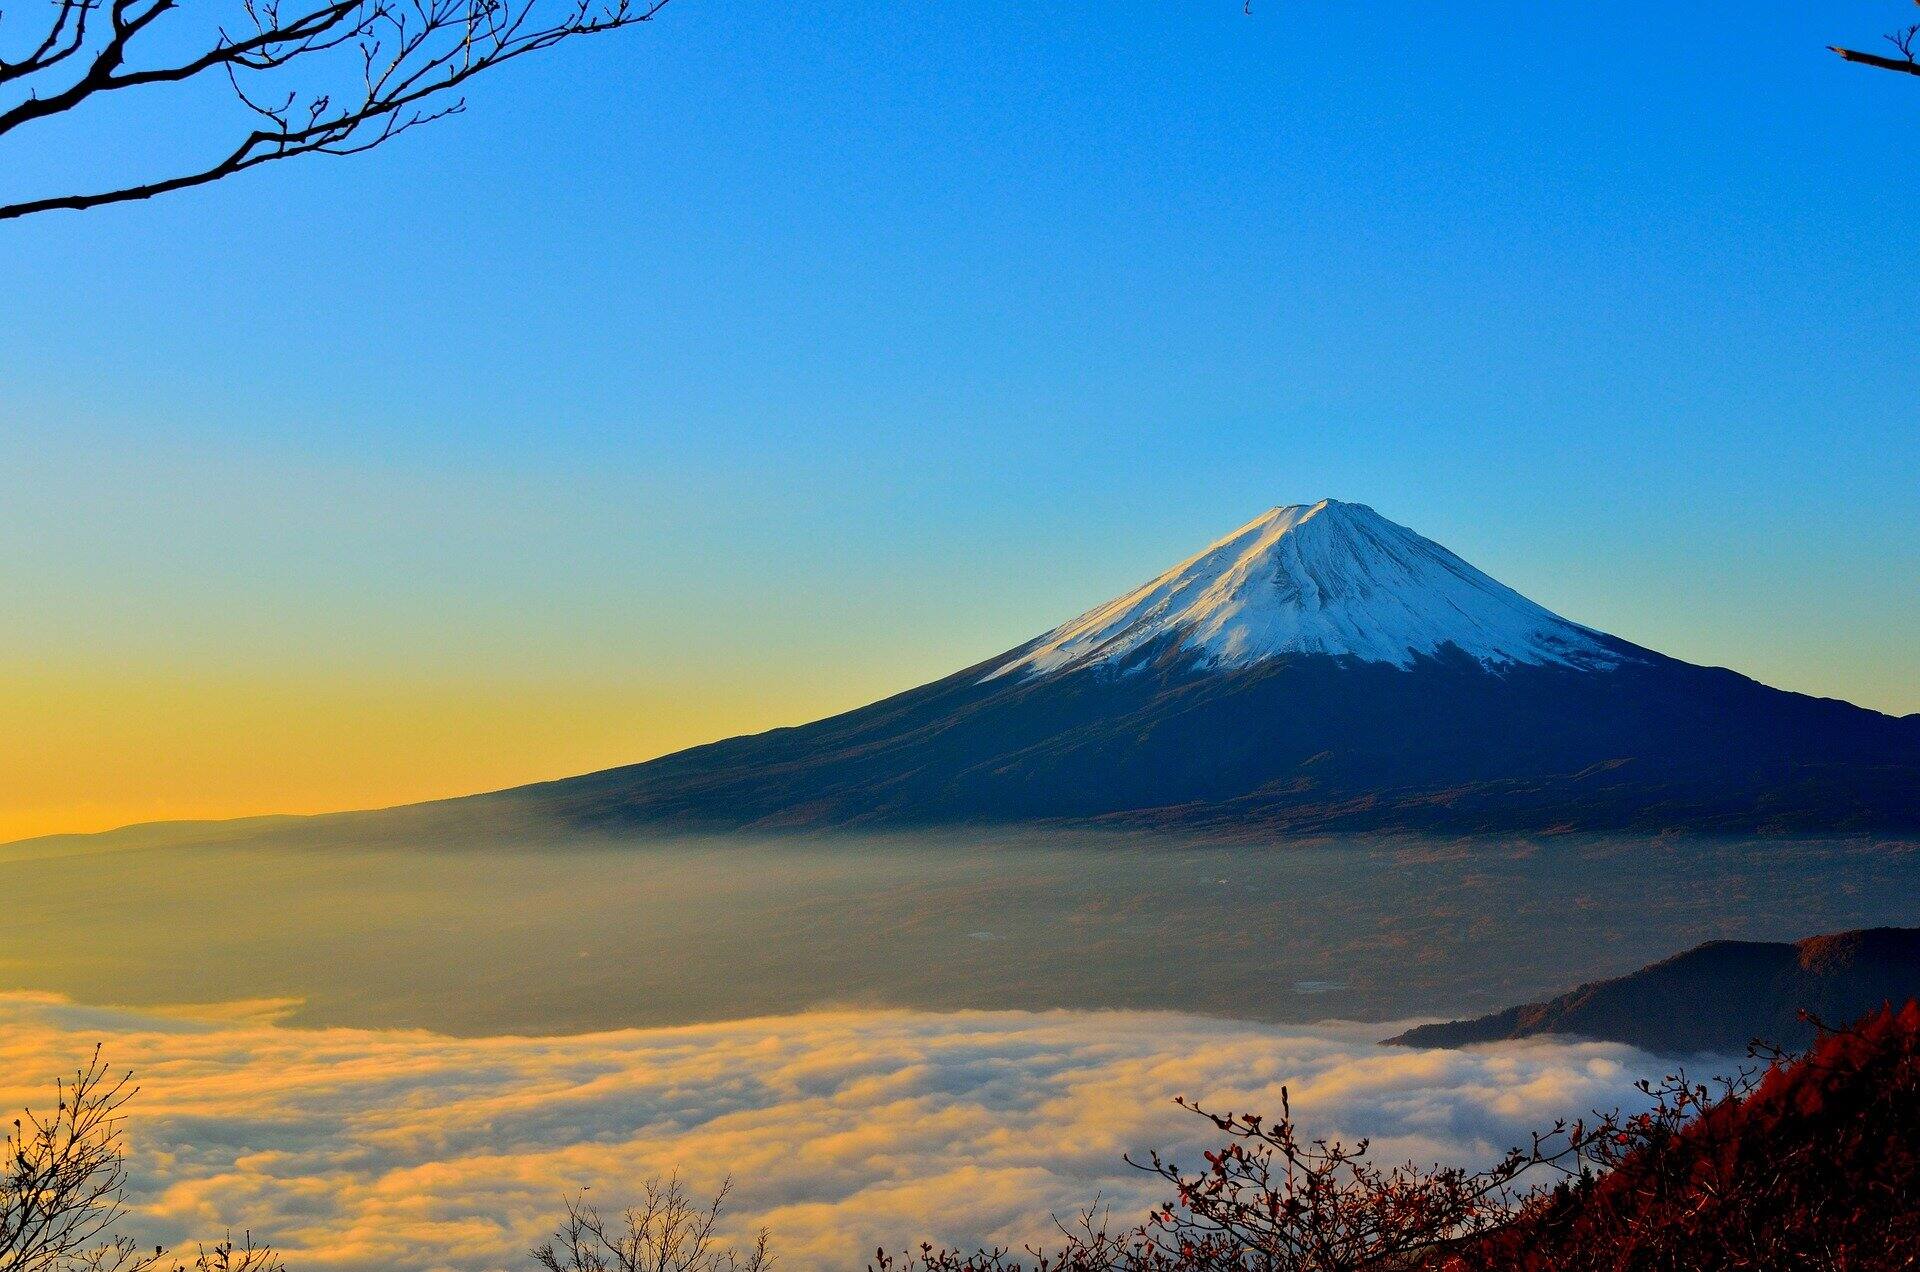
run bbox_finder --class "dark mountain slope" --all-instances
[486,637,1920,836]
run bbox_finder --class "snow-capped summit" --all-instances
[989,499,1621,681]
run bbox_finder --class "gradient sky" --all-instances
[2,1,1916,840]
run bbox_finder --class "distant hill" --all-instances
[1385,927,1920,1054]
[482,500,1920,837]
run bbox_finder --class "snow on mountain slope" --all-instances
[989,500,1626,681]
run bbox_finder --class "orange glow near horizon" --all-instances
[0,667,857,843]
[7,625,1919,843]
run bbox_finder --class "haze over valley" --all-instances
[6,828,1918,1037]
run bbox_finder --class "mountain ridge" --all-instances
[491,638,1916,836]
[14,500,1918,845]
[473,502,1918,836]
[1385,927,1920,1054]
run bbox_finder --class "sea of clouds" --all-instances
[0,993,1680,1271]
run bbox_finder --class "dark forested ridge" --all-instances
[1387,926,1920,1053]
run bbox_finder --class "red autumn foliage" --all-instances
[1444,1000,1920,1271]
[880,1003,1920,1272]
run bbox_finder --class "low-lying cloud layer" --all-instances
[0,994,1674,1271]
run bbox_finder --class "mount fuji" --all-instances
[495,500,1920,837]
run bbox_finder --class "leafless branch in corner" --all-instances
[0,1046,287,1272]
[1831,0,1920,78]
[0,0,669,220]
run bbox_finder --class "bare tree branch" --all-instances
[1832,1,1920,77]
[531,1177,773,1272]
[1831,43,1920,76]
[1,1048,286,1272]
[0,0,669,220]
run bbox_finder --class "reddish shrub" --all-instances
[880,1004,1920,1272]
[1447,1001,1920,1271]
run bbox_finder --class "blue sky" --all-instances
[1,1,1915,833]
